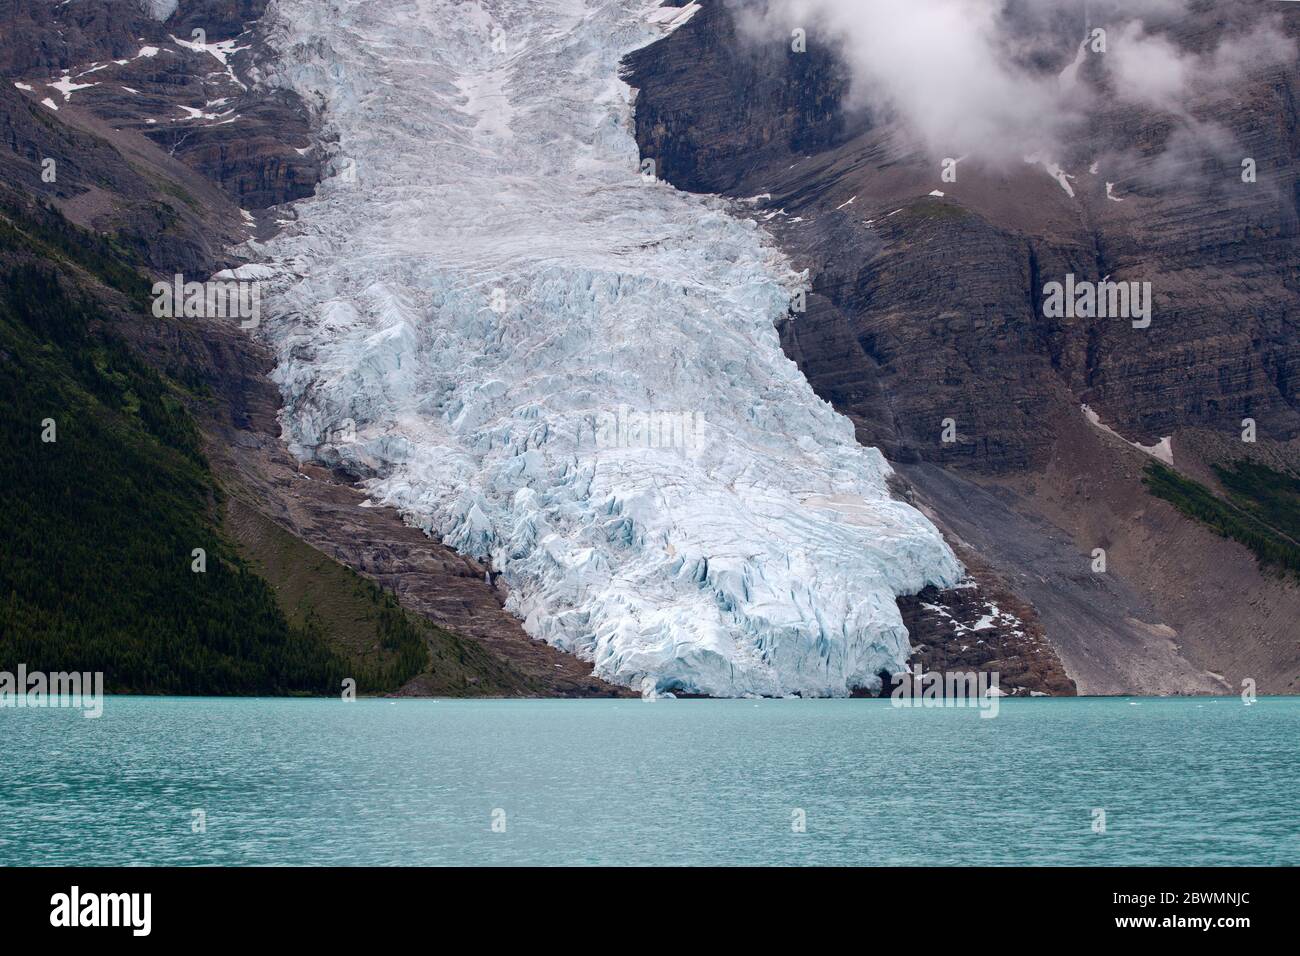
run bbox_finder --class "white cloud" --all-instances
[735,0,1297,171]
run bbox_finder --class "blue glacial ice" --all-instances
[247,0,963,697]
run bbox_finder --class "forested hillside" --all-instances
[0,193,533,695]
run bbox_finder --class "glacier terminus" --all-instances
[245,0,963,697]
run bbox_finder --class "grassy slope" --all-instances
[225,497,536,696]
[1143,461,1300,578]
[1213,460,1300,546]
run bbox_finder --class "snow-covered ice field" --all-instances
[248,0,961,697]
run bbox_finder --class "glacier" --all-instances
[247,0,963,697]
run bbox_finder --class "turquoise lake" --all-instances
[1,697,1296,866]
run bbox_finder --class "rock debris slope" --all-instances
[249,0,961,697]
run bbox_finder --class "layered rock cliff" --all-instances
[2,0,317,214]
[624,0,1300,693]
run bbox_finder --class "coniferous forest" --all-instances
[0,198,435,695]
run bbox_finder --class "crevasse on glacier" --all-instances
[247,0,962,697]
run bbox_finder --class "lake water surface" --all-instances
[2,697,1295,866]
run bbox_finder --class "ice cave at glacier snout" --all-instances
[247,0,963,697]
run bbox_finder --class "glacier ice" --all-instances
[249,0,963,697]
[138,0,179,21]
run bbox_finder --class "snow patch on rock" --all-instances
[1082,404,1173,464]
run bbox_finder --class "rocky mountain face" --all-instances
[1,0,626,696]
[1,0,317,215]
[625,0,1300,694]
[6,0,1292,697]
